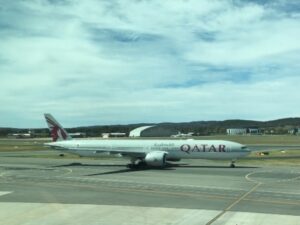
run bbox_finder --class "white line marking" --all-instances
[54,168,73,177]
[0,191,12,197]
[245,170,300,184]
[206,182,262,225]
[0,172,6,177]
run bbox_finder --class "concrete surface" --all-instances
[0,151,300,225]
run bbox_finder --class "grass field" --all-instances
[193,135,300,145]
[0,138,47,152]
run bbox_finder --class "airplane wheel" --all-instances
[230,163,235,168]
[126,164,136,169]
[127,161,147,169]
[127,163,142,169]
[137,161,146,167]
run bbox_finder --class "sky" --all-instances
[0,0,300,128]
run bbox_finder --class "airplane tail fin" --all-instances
[44,113,72,142]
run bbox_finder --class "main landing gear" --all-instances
[230,160,236,168]
[127,159,146,169]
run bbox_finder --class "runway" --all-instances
[0,151,300,225]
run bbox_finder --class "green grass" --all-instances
[0,138,46,150]
[192,135,300,145]
[239,158,300,166]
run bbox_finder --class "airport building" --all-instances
[69,132,86,138]
[247,128,260,134]
[288,128,300,135]
[226,128,247,135]
[129,126,177,137]
[227,128,260,135]
[129,126,154,137]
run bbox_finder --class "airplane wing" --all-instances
[94,149,146,158]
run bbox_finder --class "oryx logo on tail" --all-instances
[44,114,72,142]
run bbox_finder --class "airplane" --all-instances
[9,130,35,138]
[171,132,194,138]
[44,113,254,168]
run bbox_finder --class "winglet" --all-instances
[44,114,72,142]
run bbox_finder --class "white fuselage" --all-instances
[46,139,250,160]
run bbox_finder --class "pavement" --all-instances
[0,151,300,225]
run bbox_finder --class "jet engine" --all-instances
[144,151,167,167]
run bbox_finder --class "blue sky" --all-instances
[0,0,300,128]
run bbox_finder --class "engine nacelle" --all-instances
[144,151,167,167]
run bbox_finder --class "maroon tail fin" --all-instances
[44,114,72,142]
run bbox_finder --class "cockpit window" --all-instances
[241,146,247,150]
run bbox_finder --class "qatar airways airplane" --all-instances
[44,114,256,168]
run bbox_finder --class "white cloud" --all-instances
[0,0,299,127]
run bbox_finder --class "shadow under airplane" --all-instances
[52,162,258,176]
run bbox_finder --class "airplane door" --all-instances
[226,144,231,152]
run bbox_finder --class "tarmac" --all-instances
[0,150,300,225]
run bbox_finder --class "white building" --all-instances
[227,128,260,135]
[129,126,155,137]
[288,128,300,135]
[226,128,247,135]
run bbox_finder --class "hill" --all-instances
[1,117,300,137]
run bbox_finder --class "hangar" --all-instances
[129,126,154,137]
[129,125,177,137]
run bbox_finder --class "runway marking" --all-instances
[243,197,300,206]
[245,170,268,183]
[206,182,262,225]
[53,168,73,177]
[0,191,12,197]
[245,170,300,184]
[259,189,300,196]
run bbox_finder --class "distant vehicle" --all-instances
[171,132,194,138]
[44,114,252,168]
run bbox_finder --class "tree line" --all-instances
[1,117,300,137]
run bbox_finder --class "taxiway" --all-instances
[0,151,299,225]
